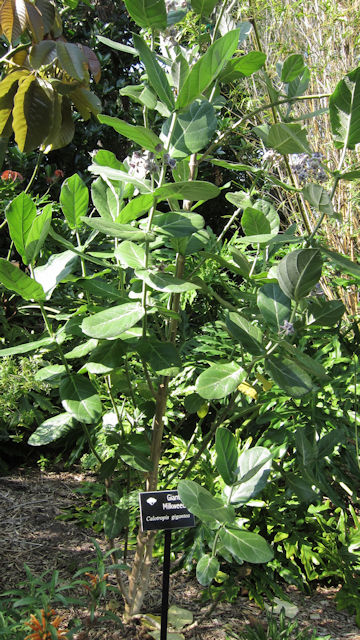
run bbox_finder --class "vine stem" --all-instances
[25,151,43,194]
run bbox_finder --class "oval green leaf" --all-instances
[60,374,102,424]
[82,303,145,339]
[220,527,273,564]
[195,362,245,400]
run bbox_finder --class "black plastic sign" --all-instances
[139,490,195,531]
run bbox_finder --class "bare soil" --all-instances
[0,468,359,640]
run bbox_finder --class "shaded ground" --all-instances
[0,469,359,639]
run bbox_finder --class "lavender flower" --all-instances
[279,320,295,335]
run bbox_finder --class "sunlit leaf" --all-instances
[0,258,45,300]
[28,413,76,446]
[329,67,360,149]
[176,29,240,109]
[220,527,273,564]
[178,479,235,524]
[277,249,322,301]
[196,554,219,586]
[161,99,217,158]
[195,362,245,399]
[216,427,238,486]
[82,303,145,339]
[266,356,316,397]
[124,0,167,30]
[60,173,89,229]
[267,123,310,155]
[257,283,291,332]
[98,115,162,152]
[60,374,102,424]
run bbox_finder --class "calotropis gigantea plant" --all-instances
[1,0,360,622]
[0,0,101,153]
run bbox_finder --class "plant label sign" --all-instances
[139,490,195,531]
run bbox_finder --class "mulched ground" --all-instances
[0,468,359,640]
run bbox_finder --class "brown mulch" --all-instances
[0,468,359,640]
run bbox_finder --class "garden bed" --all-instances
[0,468,358,639]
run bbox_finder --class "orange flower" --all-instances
[24,608,68,640]
[84,572,109,591]
[1,169,23,182]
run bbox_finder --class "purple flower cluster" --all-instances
[290,152,327,184]
[128,150,176,178]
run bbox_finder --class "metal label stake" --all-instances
[160,530,172,640]
[138,489,196,640]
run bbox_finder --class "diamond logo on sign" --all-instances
[139,490,195,531]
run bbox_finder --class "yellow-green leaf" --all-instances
[0,70,28,136]
[13,75,53,152]
[0,0,26,43]
[25,0,43,43]
[71,87,101,120]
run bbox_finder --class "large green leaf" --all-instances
[13,75,53,152]
[281,54,305,83]
[195,362,244,400]
[119,443,153,472]
[267,123,310,155]
[5,192,36,263]
[161,99,217,158]
[0,258,45,300]
[266,356,316,397]
[81,340,127,375]
[257,283,291,332]
[115,240,147,269]
[0,336,53,357]
[225,447,272,504]
[137,338,181,375]
[281,342,328,381]
[135,269,200,293]
[82,217,150,241]
[242,207,271,236]
[91,177,114,220]
[219,527,273,564]
[34,250,78,299]
[329,67,360,149]
[252,199,280,234]
[88,163,151,193]
[124,0,167,30]
[320,246,360,279]
[98,115,162,152]
[82,303,145,339]
[152,211,204,237]
[176,29,240,110]
[60,374,102,424]
[28,413,76,446]
[277,249,322,301]
[60,173,89,229]
[117,194,155,224]
[133,34,174,111]
[178,479,235,524]
[196,554,219,586]
[154,180,220,202]
[225,312,265,356]
[307,298,345,327]
[24,204,52,265]
[215,427,238,486]
[220,51,266,83]
[301,184,334,216]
